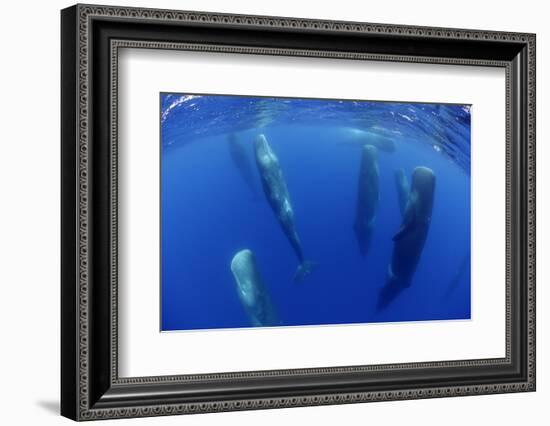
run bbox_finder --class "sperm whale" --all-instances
[354,145,380,256]
[254,134,316,282]
[230,249,279,327]
[378,166,436,309]
[227,133,259,197]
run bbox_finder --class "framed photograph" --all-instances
[61,4,536,421]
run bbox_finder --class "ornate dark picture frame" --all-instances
[61,3,536,421]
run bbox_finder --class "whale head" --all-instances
[361,144,378,162]
[230,249,258,308]
[254,134,277,166]
[411,166,435,218]
[230,249,279,327]
[411,166,435,192]
[359,144,379,182]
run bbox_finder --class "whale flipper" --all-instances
[392,221,415,242]
[293,261,318,283]
[392,198,418,242]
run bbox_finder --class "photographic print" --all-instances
[160,93,471,331]
[61,7,536,418]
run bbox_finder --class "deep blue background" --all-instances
[160,94,471,331]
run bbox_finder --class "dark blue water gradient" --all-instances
[160,94,471,331]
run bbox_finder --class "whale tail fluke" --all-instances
[293,261,318,283]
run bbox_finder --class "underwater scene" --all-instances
[161,93,471,331]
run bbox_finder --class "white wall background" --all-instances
[0,0,546,424]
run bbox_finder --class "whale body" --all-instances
[254,134,315,282]
[230,249,279,327]
[354,145,379,256]
[341,127,396,153]
[378,166,436,309]
[227,133,258,197]
[394,168,410,216]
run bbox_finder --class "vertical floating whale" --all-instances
[378,166,436,310]
[354,145,379,256]
[394,168,410,216]
[227,133,258,196]
[254,134,316,282]
[444,252,470,299]
[230,249,279,327]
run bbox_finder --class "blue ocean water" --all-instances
[160,94,471,331]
